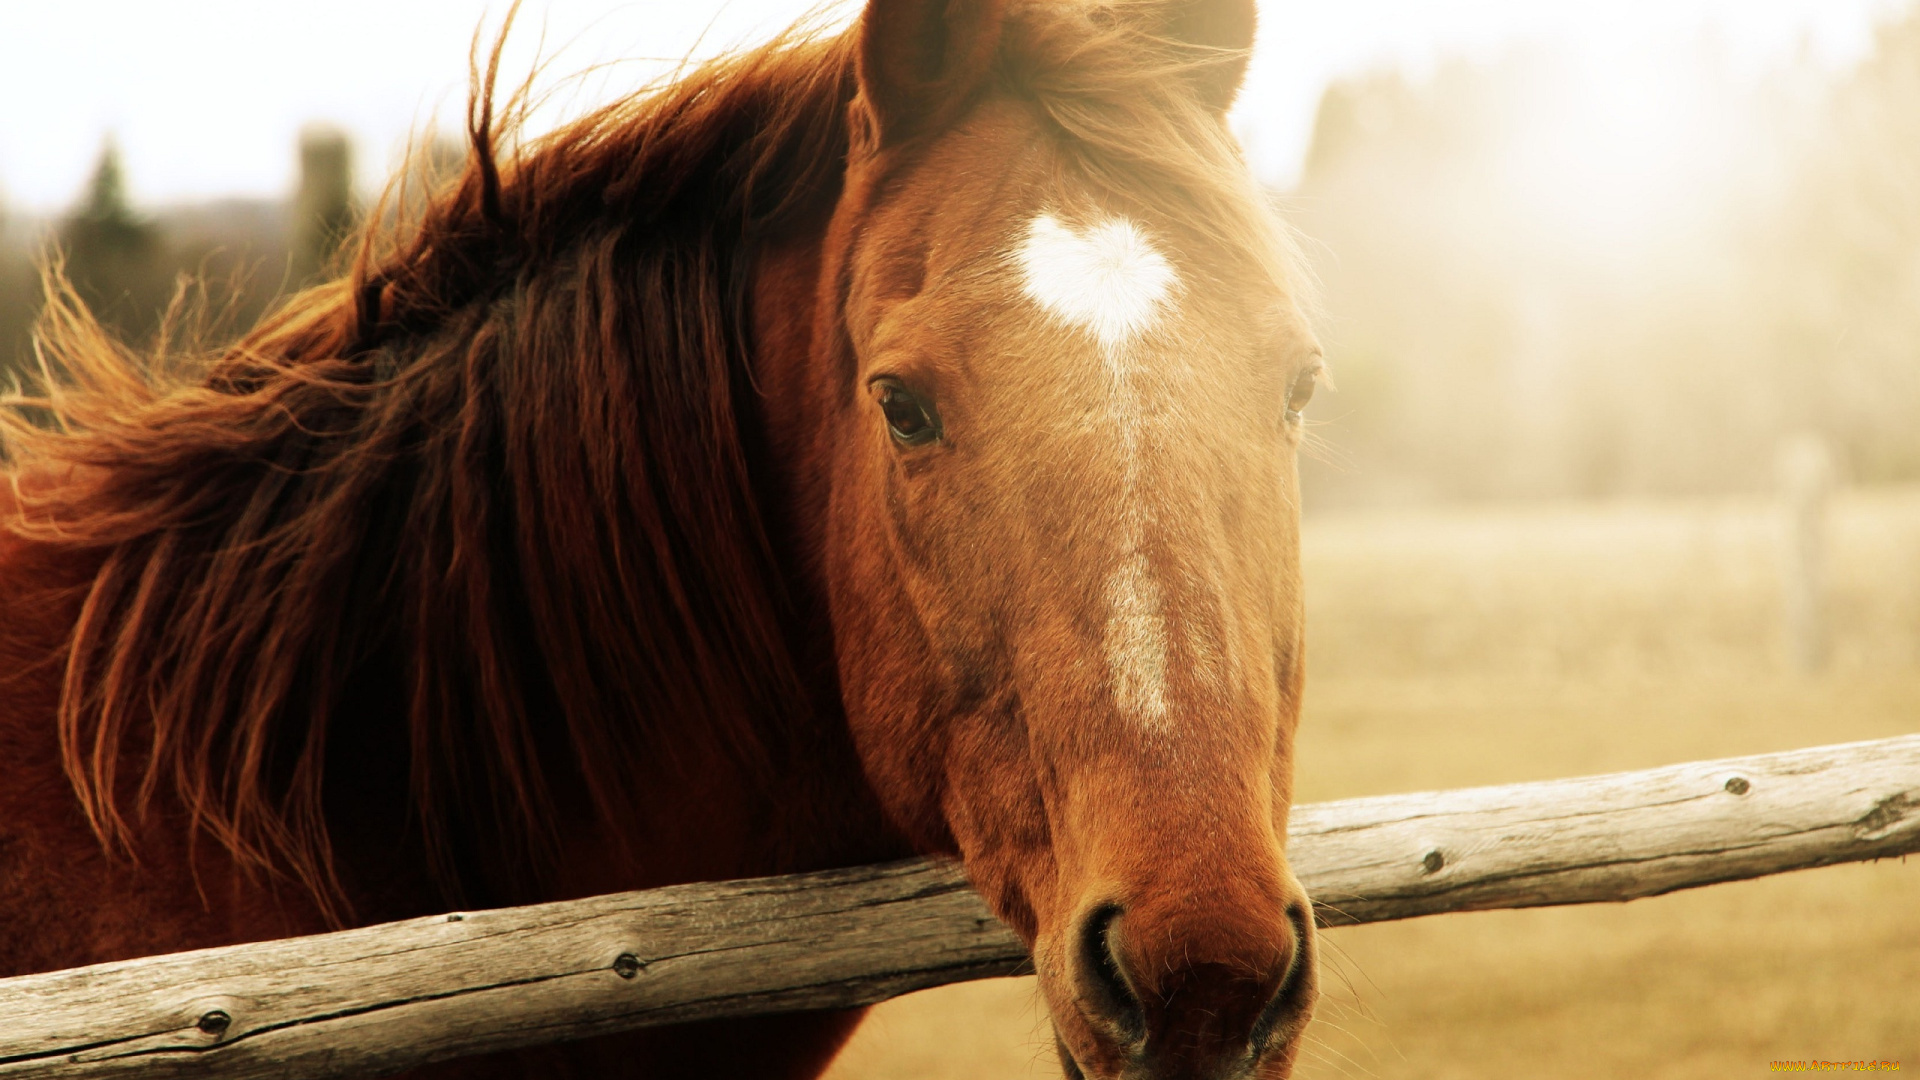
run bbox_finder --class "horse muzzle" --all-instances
[1044,880,1317,1080]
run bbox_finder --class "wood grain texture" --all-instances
[1290,733,1920,926]
[2,735,1915,1079]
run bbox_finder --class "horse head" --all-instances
[759,1,1324,1075]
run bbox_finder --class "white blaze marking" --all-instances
[1104,550,1171,721]
[1018,214,1176,352]
[1018,212,1179,724]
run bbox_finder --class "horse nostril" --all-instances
[1074,903,1146,1043]
[1250,900,1316,1055]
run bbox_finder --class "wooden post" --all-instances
[1776,433,1834,673]
[1,734,1915,1079]
[290,127,354,286]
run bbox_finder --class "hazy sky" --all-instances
[0,0,1907,213]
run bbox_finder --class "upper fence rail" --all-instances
[1,734,1916,1080]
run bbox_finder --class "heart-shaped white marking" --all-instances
[1019,213,1177,351]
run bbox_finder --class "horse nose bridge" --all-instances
[1011,517,1270,736]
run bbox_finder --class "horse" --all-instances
[0,0,1326,1076]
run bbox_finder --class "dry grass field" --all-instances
[824,486,1920,1079]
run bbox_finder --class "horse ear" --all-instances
[1162,0,1256,113]
[857,0,1008,145]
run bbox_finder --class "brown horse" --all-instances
[0,0,1325,1076]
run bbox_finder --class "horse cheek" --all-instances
[825,452,949,846]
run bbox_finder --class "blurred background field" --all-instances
[827,486,1920,1079]
[4,0,1919,1075]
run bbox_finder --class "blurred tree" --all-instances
[0,186,29,390]
[291,126,356,285]
[1287,16,1920,509]
[58,140,169,345]
[1766,8,1920,485]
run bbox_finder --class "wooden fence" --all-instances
[2,734,1916,1080]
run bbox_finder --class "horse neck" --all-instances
[491,227,905,901]
[708,232,910,884]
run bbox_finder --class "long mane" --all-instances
[2,24,857,915]
[0,2,1300,919]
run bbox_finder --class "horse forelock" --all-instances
[995,0,1313,316]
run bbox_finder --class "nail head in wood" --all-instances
[613,953,642,979]
[196,1009,232,1038]
[1725,776,1751,795]
[1420,848,1445,874]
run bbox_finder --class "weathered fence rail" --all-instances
[2,734,1916,1079]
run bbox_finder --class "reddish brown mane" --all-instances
[1,25,859,917]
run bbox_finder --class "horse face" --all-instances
[815,1,1321,1076]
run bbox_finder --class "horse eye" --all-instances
[1285,364,1322,424]
[873,379,941,445]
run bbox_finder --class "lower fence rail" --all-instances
[2,735,1916,1079]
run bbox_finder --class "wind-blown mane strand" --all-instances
[1,25,859,917]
